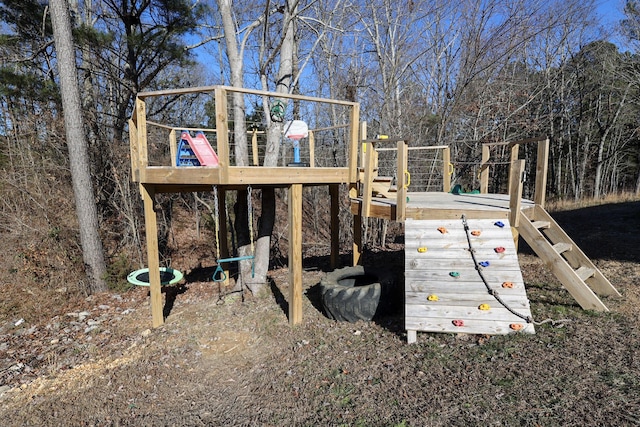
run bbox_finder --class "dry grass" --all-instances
[1,195,640,426]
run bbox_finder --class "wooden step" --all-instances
[575,266,595,281]
[531,220,550,230]
[553,242,572,254]
[374,176,393,183]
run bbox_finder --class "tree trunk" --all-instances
[50,0,107,293]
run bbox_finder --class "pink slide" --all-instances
[180,131,219,166]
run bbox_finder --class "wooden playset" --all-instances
[129,86,619,342]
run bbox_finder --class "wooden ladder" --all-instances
[517,205,620,311]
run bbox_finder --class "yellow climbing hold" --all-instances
[478,303,490,311]
[417,247,427,253]
[427,294,439,301]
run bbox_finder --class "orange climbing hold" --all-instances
[452,319,464,327]
[437,226,448,234]
[502,281,514,288]
[510,323,524,331]
[478,303,490,311]
[471,230,481,236]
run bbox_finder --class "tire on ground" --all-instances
[320,265,391,322]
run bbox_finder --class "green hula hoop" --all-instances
[127,267,184,287]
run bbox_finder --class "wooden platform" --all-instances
[404,217,535,342]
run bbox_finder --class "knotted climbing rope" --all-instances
[461,215,570,328]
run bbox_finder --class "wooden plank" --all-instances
[330,184,340,269]
[396,140,408,222]
[217,187,230,287]
[128,118,140,182]
[534,138,549,207]
[288,184,303,325]
[405,318,534,336]
[348,104,360,185]
[406,258,523,270]
[353,211,362,266]
[405,292,530,307]
[214,87,229,184]
[480,144,489,194]
[442,146,451,193]
[405,281,526,295]
[405,303,531,320]
[575,266,595,281]
[362,141,375,217]
[553,242,572,254]
[508,159,524,228]
[141,184,164,328]
[227,167,350,184]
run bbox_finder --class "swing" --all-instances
[211,185,256,282]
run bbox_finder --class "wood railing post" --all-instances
[169,129,177,166]
[534,138,549,208]
[251,129,259,166]
[396,140,408,222]
[309,130,315,167]
[362,141,375,218]
[442,146,451,193]
[215,86,229,183]
[509,159,525,248]
[507,142,520,194]
[480,144,490,193]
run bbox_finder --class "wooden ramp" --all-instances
[405,217,535,343]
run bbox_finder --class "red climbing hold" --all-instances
[510,323,524,331]
[452,319,464,327]
[494,247,506,253]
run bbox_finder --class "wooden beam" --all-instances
[128,118,140,183]
[288,184,303,325]
[217,187,230,287]
[330,184,340,269]
[480,144,489,193]
[215,87,230,184]
[442,146,451,193]
[507,143,520,195]
[353,210,363,266]
[309,130,315,168]
[169,129,177,167]
[251,129,259,166]
[534,138,549,207]
[348,104,361,185]
[362,141,375,217]
[396,140,408,222]
[135,98,148,169]
[141,184,164,328]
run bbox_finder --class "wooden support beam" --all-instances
[362,141,375,217]
[534,138,549,207]
[217,187,230,287]
[309,130,315,168]
[507,143,520,195]
[141,184,164,328]
[288,184,303,325]
[509,160,525,248]
[348,104,360,185]
[169,129,177,167]
[251,129,259,166]
[215,87,229,184]
[442,146,451,193]
[480,144,490,193]
[353,211,362,266]
[330,184,340,269]
[396,140,408,222]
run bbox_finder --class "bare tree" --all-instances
[49,0,107,293]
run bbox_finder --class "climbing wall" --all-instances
[404,217,535,343]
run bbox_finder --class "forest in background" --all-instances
[1,0,640,297]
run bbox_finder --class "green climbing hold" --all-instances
[449,271,460,278]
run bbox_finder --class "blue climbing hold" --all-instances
[479,261,490,267]
[494,221,505,228]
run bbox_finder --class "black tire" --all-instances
[320,266,389,322]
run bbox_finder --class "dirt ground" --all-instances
[1,200,640,426]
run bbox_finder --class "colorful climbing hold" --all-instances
[417,247,427,253]
[437,226,448,234]
[452,319,465,327]
[502,281,514,288]
[478,303,491,311]
[510,323,524,331]
[427,294,439,301]
[494,221,505,228]
[471,230,481,236]
[494,247,506,254]
[449,271,460,278]
[479,261,490,267]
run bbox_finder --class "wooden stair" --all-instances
[517,205,620,311]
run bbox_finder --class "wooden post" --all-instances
[348,104,360,186]
[215,87,229,183]
[507,143,520,195]
[309,130,315,167]
[396,140,408,222]
[142,184,164,328]
[442,146,451,193]
[128,118,140,182]
[251,129,259,166]
[353,211,362,266]
[288,184,303,325]
[169,129,177,167]
[480,144,490,193]
[362,141,375,217]
[534,138,549,208]
[509,160,525,249]
[330,184,340,269]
